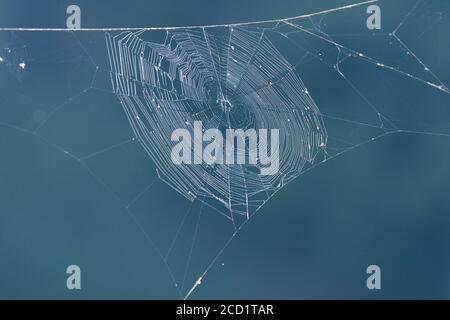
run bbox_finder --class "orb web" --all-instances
[105,27,327,222]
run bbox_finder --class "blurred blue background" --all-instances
[0,0,450,299]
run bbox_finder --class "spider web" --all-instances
[0,0,450,299]
[105,26,327,224]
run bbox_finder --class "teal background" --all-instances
[0,0,450,299]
